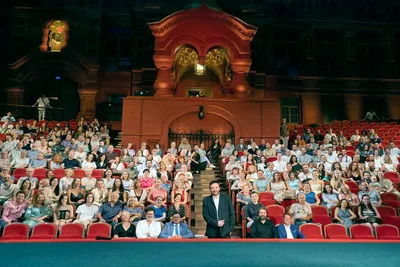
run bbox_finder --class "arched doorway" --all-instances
[173,45,231,97]
[168,112,234,150]
[24,75,80,120]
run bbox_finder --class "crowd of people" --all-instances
[221,120,400,237]
[0,111,399,239]
[0,114,211,239]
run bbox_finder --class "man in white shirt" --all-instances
[138,160,157,178]
[290,145,301,157]
[10,150,30,169]
[388,141,400,157]
[325,147,338,164]
[32,95,51,121]
[298,164,313,182]
[273,153,287,172]
[74,193,99,228]
[320,155,332,175]
[136,208,162,238]
[324,129,336,142]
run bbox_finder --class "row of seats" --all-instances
[2,222,399,240]
[300,223,400,240]
[241,203,400,237]
[0,223,111,240]
[13,168,106,180]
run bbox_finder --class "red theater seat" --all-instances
[92,169,104,179]
[384,172,400,179]
[259,192,275,200]
[345,181,358,194]
[73,169,86,178]
[311,206,329,215]
[30,223,57,239]
[86,223,111,239]
[313,215,332,227]
[13,168,27,181]
[324,224,350,239]
[375,225,400,240]
[260,199,276,207]
[381,193,399,209]
[299,223,324,239]
[58,224,84,239]
[382,216,400,230]
[377,206,398,218]
[349,224,375,239]
[33,169,47,180]
[266,205,285,225]
[1,223,29,240]
[53,169,65,179]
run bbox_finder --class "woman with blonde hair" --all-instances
[74,145,87,163]
[382,155,397,172]
[91,179,108,206]
[59,169,75,193]
[338,185,360,207]
[178,138,191,154]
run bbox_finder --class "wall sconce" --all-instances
[198,106,204,120]
[194,63,206,75]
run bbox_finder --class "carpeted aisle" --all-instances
[0,242,399,267]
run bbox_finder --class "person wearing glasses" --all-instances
[159,212,194,239]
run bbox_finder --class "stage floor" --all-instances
[0,240,399,267]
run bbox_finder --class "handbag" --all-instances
[284,189,297,199]
[366,216,382,224]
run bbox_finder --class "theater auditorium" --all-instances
[0,1,399,266]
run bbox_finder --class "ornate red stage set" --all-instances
[122,4,280,147]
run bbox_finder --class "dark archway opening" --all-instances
[24,75,80,121]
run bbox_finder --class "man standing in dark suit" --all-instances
[276,213,305,239]
[202,181,235,238]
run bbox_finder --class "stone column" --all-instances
[344,93,363,121]
[386,94,400,120]
[77,86,98,120]
[5,87,24,105]
[153,55,175,97]
[302,93,322,124]
[230,60,252,98]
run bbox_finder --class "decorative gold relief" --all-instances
[176,47,199,67]
[205,48,227,67]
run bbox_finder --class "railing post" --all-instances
[199,129,203,145]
